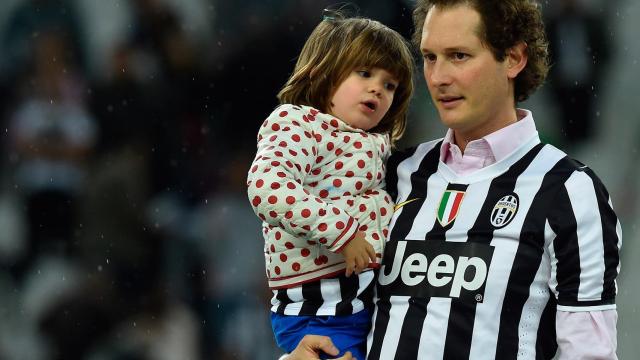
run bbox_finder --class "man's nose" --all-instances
[427,60,452,87]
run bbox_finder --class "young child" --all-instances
[247,12,414,359]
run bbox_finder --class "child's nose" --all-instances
[368,82,383,96]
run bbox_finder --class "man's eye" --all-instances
[423,54,436,62]
[453,52,469,60]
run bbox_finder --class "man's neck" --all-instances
[453,108,519,153]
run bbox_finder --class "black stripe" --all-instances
[356,273,376,312]
[495,155,575,359]
[447,183,468,191]
[299,281,323,315]
[367,298,391,360]
[548,168,581,303]
[335,274,358,315]
[430,184,476,360]
[275,289,293,314]
[394,298,430,360]
[555,298,615,307]
[442,300,477,360]
[377,143,439,359]
[443,143,545,357]
[584,168,620,301]
[386,146,419,202]
[390,141,442,241]
[535,297,558,360]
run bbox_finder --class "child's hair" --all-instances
[278,12,415,144]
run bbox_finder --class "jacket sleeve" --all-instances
[247,105,359,252]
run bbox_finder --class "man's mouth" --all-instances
[438,96,464,103]
[437,96,464,108]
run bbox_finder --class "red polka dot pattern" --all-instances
[247,104,394,285]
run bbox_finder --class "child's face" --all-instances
[329,67,398,131]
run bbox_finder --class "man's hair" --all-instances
[412,0,549,102]
[278,15,415,143]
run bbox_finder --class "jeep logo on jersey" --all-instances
[490,193,519,228]
[377,240,494,302]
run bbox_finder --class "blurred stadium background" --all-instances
[0,0,637,359]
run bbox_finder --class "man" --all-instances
[289,0,621,359]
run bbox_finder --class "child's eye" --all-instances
[385,82,397,91]
[356,70,371,78]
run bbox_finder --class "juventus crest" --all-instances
[490,193,519,228]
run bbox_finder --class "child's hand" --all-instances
[341,231,376,277]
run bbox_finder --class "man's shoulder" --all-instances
[535,142,612,194]
[539,142,591,173]
[389,138,444,164]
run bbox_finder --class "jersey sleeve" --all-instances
[247,105,359,252]
[546,166,621,312]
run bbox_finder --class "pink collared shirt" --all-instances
[441,109,538,175]
[441,108,618,359]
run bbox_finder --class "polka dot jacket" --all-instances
[247,104,394,289]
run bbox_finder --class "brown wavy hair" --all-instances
[278,15,415,144]
[412,0,549,102]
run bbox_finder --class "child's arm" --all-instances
[247,105,360,254]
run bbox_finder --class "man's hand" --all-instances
[340,231,376,277]
[285,335,354,360]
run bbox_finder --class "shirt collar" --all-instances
[440,108,537,163]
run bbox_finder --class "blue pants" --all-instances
[271,309,372,360]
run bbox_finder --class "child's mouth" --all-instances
[362,101,377,111]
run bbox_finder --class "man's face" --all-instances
[420,5,518,142]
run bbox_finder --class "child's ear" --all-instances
[506,42,528,79]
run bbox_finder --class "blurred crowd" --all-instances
[0,1,413,359]
[0,0,635,359]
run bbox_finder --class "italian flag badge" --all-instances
[437,190,465,227]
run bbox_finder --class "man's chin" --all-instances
[437,111,465,128]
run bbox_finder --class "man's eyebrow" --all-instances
[421,46,473,54]
[420,46,435,54]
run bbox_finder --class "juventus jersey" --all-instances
[367,135,621,360]
[270,270,375,316]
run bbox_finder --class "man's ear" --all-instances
[506,42,528,79]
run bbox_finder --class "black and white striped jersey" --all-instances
[270,270,375,316]
[366,135,621,360]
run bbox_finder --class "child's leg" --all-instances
[270,312,310,354]
[307,309,371,359]
[271,309,372,359]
